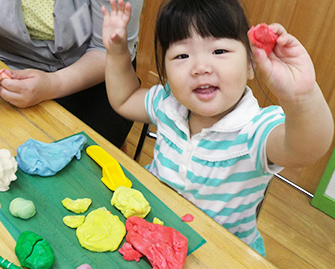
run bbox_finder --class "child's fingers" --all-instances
[110,0,119,13]
[117,0,126,13]
[252,45,272,74]
[276,33,298,50]
[119,1,132,20]
[268,23,287,37]
[268,24,297,49]
[107,0,131,20]
[124,2,132,18]
[101,5,109,18]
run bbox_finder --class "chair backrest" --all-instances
[134,124,157,160]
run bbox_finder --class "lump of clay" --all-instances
[16,134,87,176]
[111,186,151,218]
[9,197,36,220]
[248,23,278,55]
[0,149,17,192]
[63,215,85,228]
[15,231,55,269]
[76,207,126,252]
[181,214,194,222]
[62,198,92,213]
[119,242,143,262]
[76,264,92,269]
[123,216,188,269]
[153,217,164,225]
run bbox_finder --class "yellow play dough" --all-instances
[63,215,85,228]
[111,186,151,218]
[61,198,91,213]
[153,217,164,225]
[76,207,126,252]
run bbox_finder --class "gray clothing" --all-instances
[0,0,143,71]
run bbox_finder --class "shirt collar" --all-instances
[164,85,260,133]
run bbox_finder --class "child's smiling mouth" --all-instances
[193,85,218,100]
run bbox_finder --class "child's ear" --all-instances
[247,62,255,80]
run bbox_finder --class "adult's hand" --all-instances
[0,69,59,108]
[0,50,105,108]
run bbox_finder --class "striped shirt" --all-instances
[145,84,285,256]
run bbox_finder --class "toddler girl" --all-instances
[102,0,333,256]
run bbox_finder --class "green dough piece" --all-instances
[14,231,55,269]
[9,197,36,220]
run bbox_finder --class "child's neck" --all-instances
[188,113,220,137]
[188,100,240,136]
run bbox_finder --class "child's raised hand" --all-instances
[102,0,131,54]
[250,23,317,102]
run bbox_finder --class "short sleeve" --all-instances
[145,84,167,127]
[246,105,285,174]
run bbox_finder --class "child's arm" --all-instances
[251,23,334,167]
[102,0,150,123]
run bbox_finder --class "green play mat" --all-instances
[0,132,206,268]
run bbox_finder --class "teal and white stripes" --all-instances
[145,84,285,256]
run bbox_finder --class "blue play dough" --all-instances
[16,135,87,176]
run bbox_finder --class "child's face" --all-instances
[165,33,254,123]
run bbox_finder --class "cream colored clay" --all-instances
[0,149,18,192]
[9,197,36,220]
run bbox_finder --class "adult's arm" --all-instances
[0,49,105,108]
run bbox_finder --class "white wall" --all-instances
[325,171,335,199]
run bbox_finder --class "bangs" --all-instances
[156,0,248,48]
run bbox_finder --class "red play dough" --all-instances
[124,216,188,269]
[118,242,143,262]
[248,23,278,55]
[181,214,194,222]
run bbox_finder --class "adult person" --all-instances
[0,0,143,148]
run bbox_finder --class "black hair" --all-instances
[154,0,253,85]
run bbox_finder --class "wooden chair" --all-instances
[134,123,157,160]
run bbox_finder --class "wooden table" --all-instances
[0,64,276,268]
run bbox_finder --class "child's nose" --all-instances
[191,59,212,76]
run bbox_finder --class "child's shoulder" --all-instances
[147,83,173,103]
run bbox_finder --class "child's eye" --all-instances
[213,49,227,55]
[175,54,189,59]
